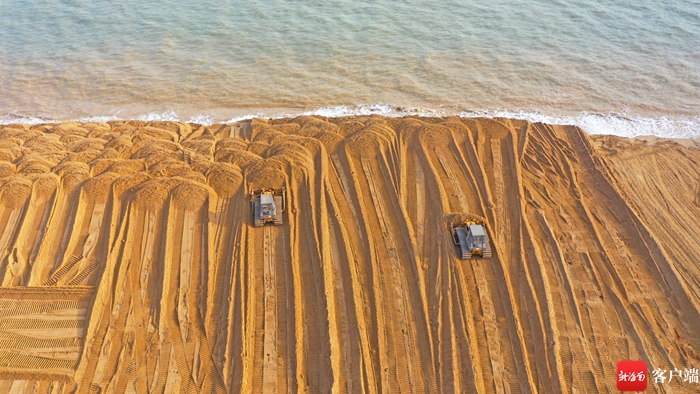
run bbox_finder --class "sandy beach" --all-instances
[0,116,698,393]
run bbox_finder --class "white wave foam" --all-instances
[293,105,700,138]
[77,115,121,123]
[289,105,700,138]
[460,110,700,139]
[298,104,448,118]
[303,104,399,117]
[573,114,700,139]
[2,106,699,139]
[187,114,215,126]
[0,114,57,125]
[136,110,181,122]
[134,111,217,126]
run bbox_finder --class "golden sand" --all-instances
[0,117,698,392]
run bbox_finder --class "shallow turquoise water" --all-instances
[1,0,699,136]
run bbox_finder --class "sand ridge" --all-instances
[0,117,698,392]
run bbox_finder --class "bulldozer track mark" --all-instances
[361,158,430,393]
[0,287,94,299]
[434,149,469,212]
[326,193,355,394]
[0,304,89,320]
[276,225,291,394]
[220,195,247,391]
[409,153,428,259]
[327,154,381,393]
[43,256,83,286]
[390,165,437,390]
[261,224,281,393]
[478,135,535,393]
[0,351,78,370]
[449,258,484,393]
[0,208,25,270]
[248,225,265,394]
[66,261,100,286]
[296,192,327,394]
[0,319,84,331]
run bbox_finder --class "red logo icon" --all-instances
[617,360,648,391]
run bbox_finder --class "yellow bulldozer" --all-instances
[450,220,492,259]
[250,188,286,227]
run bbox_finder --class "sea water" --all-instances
[1,0,699,137]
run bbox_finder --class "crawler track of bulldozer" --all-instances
[454,227,471,259]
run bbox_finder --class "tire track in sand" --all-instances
[359,157,436,393]
[261,225,281,393]
[428,143,486,393]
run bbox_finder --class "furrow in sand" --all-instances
[449,264,481,393]
[81,202,138,392]
[498,124,567,393]
[338,144,390,393]
[393,161,438,391]
[565,130,693,367]
[216,192,246,391]
[359,159,408,393]
[73,201,131,393]
[410,153,427,258]
[122,205,150,394]
[61,201,106,286]
[415,138,471,392]
[470,259,506,394]
[516,127,616,391]
[22,180,55,283]
[295,182,330,393]
[328,153,379,393]
[244,208,264,394]
[410,156,447,391]
[434,149,470,212]
[274,224,291,394]
[0,207,25,283]
[261,225,278,393]
[2,180,50,286]
[206,193,229,371]
[469,133,516,393]
[362,157,437,393]
[160,198,198,393]
[43,187,83,287]
[326,191,352,394]
[41,186,99,287]
[184,198,227,392]
[417,124,498,393]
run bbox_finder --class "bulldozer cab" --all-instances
[260,193,276,218]
[467,224,486,254]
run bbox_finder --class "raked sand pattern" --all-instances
[0,116,698,393]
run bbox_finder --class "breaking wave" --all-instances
[2,105,699,139]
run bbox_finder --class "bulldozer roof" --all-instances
[468,224,485,236]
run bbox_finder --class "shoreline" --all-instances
[3,113,700,145]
